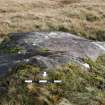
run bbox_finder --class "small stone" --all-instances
[42,72,47,77]
[32,43,36,46]
[82,63,90,69]
[24,59,30,62]
[57,98,73,105]
[18,51,21,54]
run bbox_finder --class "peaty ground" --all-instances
[0,0,105,40]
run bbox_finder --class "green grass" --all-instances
[0,55,105,105]
[85,13,100,22]
[1,47,21,54]
[0,43,22,54]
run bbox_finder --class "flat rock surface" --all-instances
[0,32,105,77]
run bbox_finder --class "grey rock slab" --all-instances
[0,32,105,76]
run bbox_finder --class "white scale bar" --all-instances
[54,80,62,83]
[24,80,62,83]
[39,80,47,83]
[25,80,32,83]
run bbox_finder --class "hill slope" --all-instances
[0,0,105,40]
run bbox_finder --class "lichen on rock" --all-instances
[0,32,105,77]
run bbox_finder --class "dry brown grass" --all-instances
[0,0,105,40]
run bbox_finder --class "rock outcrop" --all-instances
[0,32,105,77]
